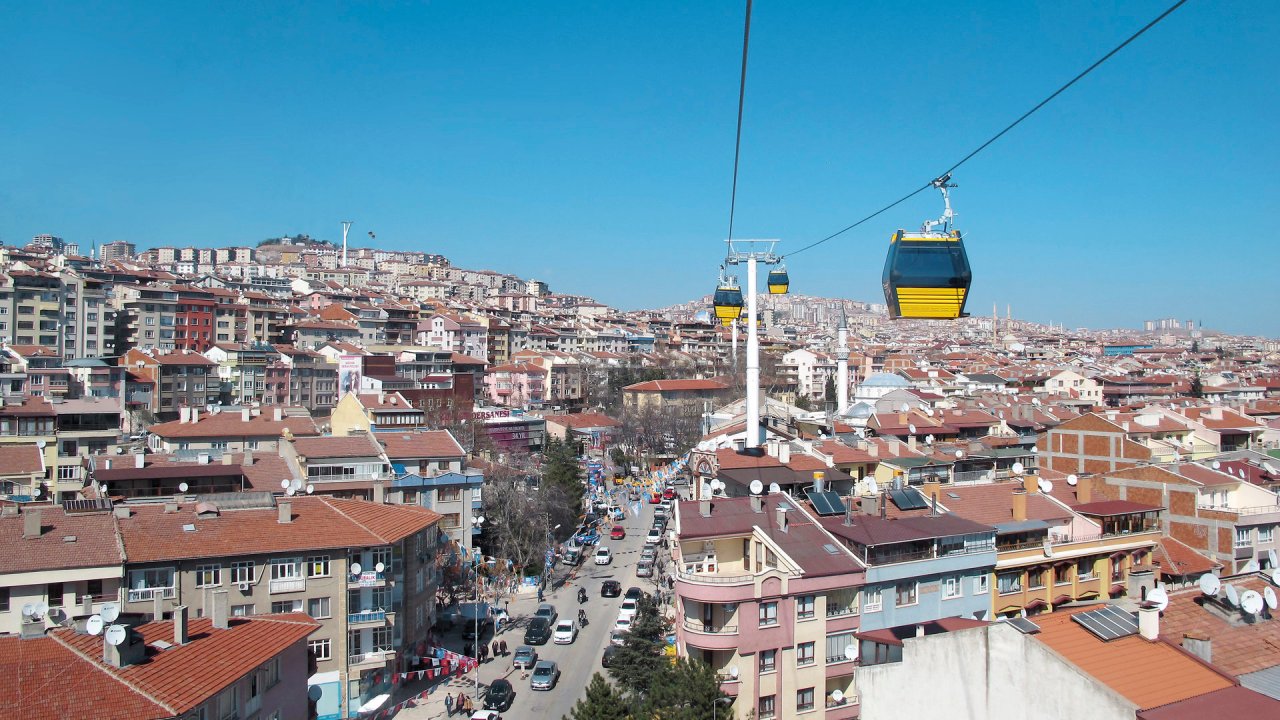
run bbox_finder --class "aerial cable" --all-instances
[725,0,754,260]
[784,0,1188,260]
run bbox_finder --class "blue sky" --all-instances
[2,2,1277,336]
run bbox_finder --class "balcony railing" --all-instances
[127,586,176,602]
[676,569,753,584]
[682,618,738,634]
[348,649,396,667]
[1235,504,1280,517]
[349,610,388,625]
[269,577,306,594]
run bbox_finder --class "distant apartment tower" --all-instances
[100,240,136,263]
[26,234,65,253]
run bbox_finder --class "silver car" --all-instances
[531,660,560,690]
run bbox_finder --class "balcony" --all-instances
[348,610,392,628]
[127,586,176,602]
[349,572,387,589]
[682,617,739,635]
[269,577,306,594]
[348,649,396,670]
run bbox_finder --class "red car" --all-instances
[610,525,626,540]
[662,487,676,500]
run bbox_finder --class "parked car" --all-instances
[524,618,551,645]
[610,525,626,540]
[663,486,676,500]
[531,660,560,690]
[640,547,657,563]
[618,599,639,620]
[636,561,654,578]
[562,546,583,566]
[645,528,662,545]
[553,619,578,645]
[535,603,557,624]
[624,586,644,602]
[601,644,619,668]
[601,580,622,597]
[470,711,502,720]
[512,645,538,669]
[609,629,627,646]
[613,615,633,633]
[484,678,514,711]
[594,547,613,565]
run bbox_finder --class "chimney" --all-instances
[210,590,230,630]
[241,451,254,466]
[699,499,711,518]
[104,458,111,469]
[898,412,907,425]
[22,508,42,539]
[179,406,191,423]
[273,407,283,422]
[153,591,165,621]
[191,407,199,423]
[81,594,93,616]
[868,443,879,458]
[1012,488,1028,522]
[222,453,234,465]
[861,494,880,515]
[916,624,926,638]
[241,407,251,422]
[907,435,917,452]
[880,491,888,519]
[1023,473,1038,494]
[373,483,385,504]
[113,506,131,519]
[776,506,788,533]
[1077,476,1092,504]
[278,500,292,524]
[1138,603,1160,641]
[779,443,791,464]
[173,605,189,645]
[1181,633,1212,663]
[888,441,899,457]
[750,495,764,513]
[844,495,855,526]
[164,500,179,513]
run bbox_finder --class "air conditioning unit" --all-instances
[237,582,250,592]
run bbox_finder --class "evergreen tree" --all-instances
[608,594,670,695]
[566,673,630,720]
[1190,374,1205,398]
[794,395,812,411]
[825,374,837,402]
[641,658,729,720]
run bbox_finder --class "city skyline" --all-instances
[2,2,1277,335]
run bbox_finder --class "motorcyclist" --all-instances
[578,608,588,626]
[577,587,588,604]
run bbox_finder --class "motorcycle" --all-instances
[577,587,588,604]
[578,610,589,627]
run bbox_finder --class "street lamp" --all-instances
[471,515,485,704]
[712,696,732,720]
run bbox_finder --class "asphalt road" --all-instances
[497,497,659,720]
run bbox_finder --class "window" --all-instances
[826,588,859,617]
[231,561,254,585]
[308,596,331,619]
[308,556,331,577]
[797,641,815,666]
[440,513,461,530]
[1111,558,1125,582]
[863,588,882,612]
[758,648,777,672]
[1261,526,1275,544]
[196,564,222,588]
[271,600,303,613]
[1236,528,1251,548]
[797,687,815,712]
[997,572,1022,594]
[86,579,103,600]
[1076,558,1096,580]
[1028,568,1047,589]
[758,694,776,720]
[232,604,255,617]
[438,487,461,502]
[826,631,855,663]
[895,582,918,607]
[0,587,8,612]
[943,576,962,599]
[308,638,332,661]
[797,595,815,619]
[372,626,393,651]
[270,558,302,580]
[47,582,64,607]
[262,657,280,688]
[759,601,778,627]
[217,686,237,720]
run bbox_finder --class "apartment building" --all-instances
[98,239,135,263]
[122,348,218,421]
[0,502,125,635]
[58,270,115,358]
[674,493,866,720]
[482,362,547,409]
[146,405,320,455]
[275,343,340,411]
[0,396,56,496]
[115,494,443,719]
[204,341,286,406]
[112,284,179,352]
[284,433,392,500]
[379,430,483,552]
[0,270,64,350]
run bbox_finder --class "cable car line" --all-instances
[725,0,754,258]
[783,0,1188,261]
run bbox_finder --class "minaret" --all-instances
[836,312,850,415]
[341,220,352,267]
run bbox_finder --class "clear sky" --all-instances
[2,2,1277,336]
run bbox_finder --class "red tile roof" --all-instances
[1138,686,1280,720]
[1157,576,1280,676]
[118,496,441,563]
[0,506,124,573]
[935,482,1074,526]
[715,447,783,470]
[293,433,385,459]
[0,444,43,474]
[51,614,318,715]
[1073,499,1163,516]
[149,412,319,439]
[1153,536,1222,578]
[0,635,169,720]
[623,378,729,392]
[378,431,465,460]
[541,412,622,429]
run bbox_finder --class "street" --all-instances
[397,489,663,720]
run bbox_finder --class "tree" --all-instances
[825,374,837,403]
[565,673,631,720]
[641,658,729,720]
[608,594,670,696]
[794,394,812,411]
[1190,374,1205,399]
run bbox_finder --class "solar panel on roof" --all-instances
[62,498,113,514]
[1006,617,1040,634]
[809,491,846,516]
[823,543,841,554]
[947,492,961,499]
[1070,605,1138,641]
[889,488,929,511]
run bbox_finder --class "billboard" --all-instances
[338,355,363,397]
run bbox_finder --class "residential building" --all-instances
[623,378,732,413]
[121,348,218,421]
[330,392,427,436]
[380,430,484,552]
[146,405,320,455]
[98,240,136,263]
[1037,413,1155,475]
[482,362,546,409]
[112,284,179,352]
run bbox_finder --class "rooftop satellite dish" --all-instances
[47,608,66,625]
[306,484,315,494]
[1212,461,1221,470]
[34,602,48,617]
[350,562,362,575]
[768,482,781,494]
[86,615,104,636]
[908,424,917,435]
[36,440,46,449]
[831,690,845,703]
[21,603,35,618]
[1012,462,1025,476]
[100,603,120,622]
[1243,559,1261,573]
[105,624,127,647]
[280,479,290,489]
[1067,474,1078,486]
[729,665,739,679]
[925,407,935,417]
[1225,583,1240,607]
[925,434,935,445]
[900,403,910,413]
[1264,462,1279,475]
[1265,587,1279,611]
[178,482,189,493]
[1273,568,1280,586]
[291,477,303,491]
[286,487,295,496]
[1198,574,1220,597]
[749,480,764,495]
[1147,586,1169,612]
[1269,549,1278,568]
[1241,590,1265,615]
[844,644,856,661]
[1039,479,1054,493]
[375,562,386,573]
[1032,397,1042,407]
[955,450,964,459]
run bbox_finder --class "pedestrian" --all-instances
[445,693,454,716]
[500,639,508,656]
[463,695,473,714]
[492,640,500,659]
[479,643,487,663]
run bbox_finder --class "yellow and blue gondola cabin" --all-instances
[766,268,789,295]
[712,284,744,326]
[882,229,971,320]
